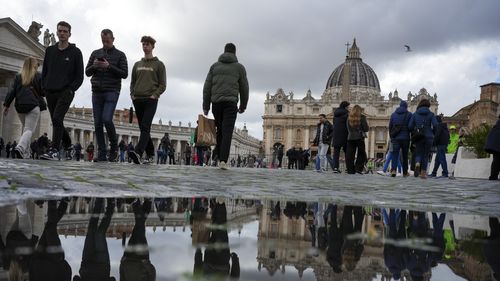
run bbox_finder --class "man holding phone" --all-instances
[85,29,128,162]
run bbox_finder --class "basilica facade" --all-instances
[262,39,439,159]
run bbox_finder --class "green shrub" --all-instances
[463,124,491,158]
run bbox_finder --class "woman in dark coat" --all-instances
[485,115,500,180]
[345,105,369,174]
[332,101,350,173]
[408,99,438,179]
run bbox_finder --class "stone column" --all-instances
[369,128,375,159]
[303,127,309,149]
[286,127,292,148]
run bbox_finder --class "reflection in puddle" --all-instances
[0,197,497,280]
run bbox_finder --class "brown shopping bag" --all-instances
[197,114,217,146]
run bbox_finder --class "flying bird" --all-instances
[404,45,412,52]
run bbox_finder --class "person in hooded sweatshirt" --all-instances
[429,115,450,178]
[128,36,166,164]
[203,43,249,170]
[332,101,350,173]
[389,101,413,177]
[484,115,500,180]
[408,99,438,179]
[40,21,84,160]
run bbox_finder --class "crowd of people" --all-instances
[2,20,499,178]
[2,20,248,169]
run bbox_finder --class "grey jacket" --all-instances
[203,52,249,111]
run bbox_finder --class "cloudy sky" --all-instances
[2,0,500,138]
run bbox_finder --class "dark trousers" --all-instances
[46,89,74,149]
[92,91,119,157]
[196,147,204,166]
[346,139,367,174]
[133,99,157,157]
[415,138,433,171]
[333,143,347,170]
[82,199,113,267]
[124,200,151,260]
[490,152,500,180]
[392,139,410,174]
[432,145,449,176]
[212,101,238,162]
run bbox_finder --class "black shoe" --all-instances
[129,151,140,164]
[14,147,24,159]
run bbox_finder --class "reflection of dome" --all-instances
[325,39,380,91]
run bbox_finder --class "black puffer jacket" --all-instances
[433,122,450,146]
[85,46,128,92]
[314,120,334,145]
[3,73,43,113]
[332,107,349,146]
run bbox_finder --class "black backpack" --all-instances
[390,112,409,139]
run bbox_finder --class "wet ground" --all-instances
[0,159,499,280]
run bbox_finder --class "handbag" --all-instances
[196,114,217,146]
[30,77,47,111]
[390,112,409,139]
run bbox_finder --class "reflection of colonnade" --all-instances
[55,197,257,238]
[257,200,391,280]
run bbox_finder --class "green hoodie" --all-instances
[203,52,249,111]
[130,57,166,99]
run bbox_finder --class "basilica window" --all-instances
[313,108,319,113]
[276,104,283,113]
[295,129,302,140]
[297,107,302,114]
[309,126,316,141]
[376,128,386,143]
[378,108,386,115]
[274,127,282,140]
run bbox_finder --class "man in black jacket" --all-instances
[41,21,84,160]
[429,115,450,177]
[332,101,350,173]
[85,29,128,162]
[313,114,333,172]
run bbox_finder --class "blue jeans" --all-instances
[432,145,449,176]
[415,138,433,171]
[383,151,402,173]
[391,140,409,174]
[92,91,119,157]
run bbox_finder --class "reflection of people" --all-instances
[341,206,364,271]
[73,198,115,281]
[407,211,431,281]
[120,199,156,281]
[30,200,71,281]
[484,217,500,280]
[383,209,408,280]
[325,204,342,273]
[0,201,37,281]
[193,200,240,279]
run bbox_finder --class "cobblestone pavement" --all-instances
[0,159,499,216]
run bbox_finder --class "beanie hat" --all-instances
[399,100,408,108]
[224,43,236,54]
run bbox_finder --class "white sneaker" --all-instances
[40,149,60,161]
[219,161,228,170]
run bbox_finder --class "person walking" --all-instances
[86,142,95,162]
[118,139,126,162]
[429,115,450,178]
[40,21,84,160]
[3,57,46,159]
[332,101,350,173]
[408,99,438,179]
[313,114,333,172]
[128,36,166,164]
[345,105,369,174]
[485,114,500,180]
[202,43,249,170]
[73,142,82,161]
[5,141,11,158]
[0,137,4,157]
[388,100,412,177]
[85,29,128,162]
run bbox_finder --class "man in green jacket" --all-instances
[447,125,459,154]
[203,43,249,170]
[129,36,166,164]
